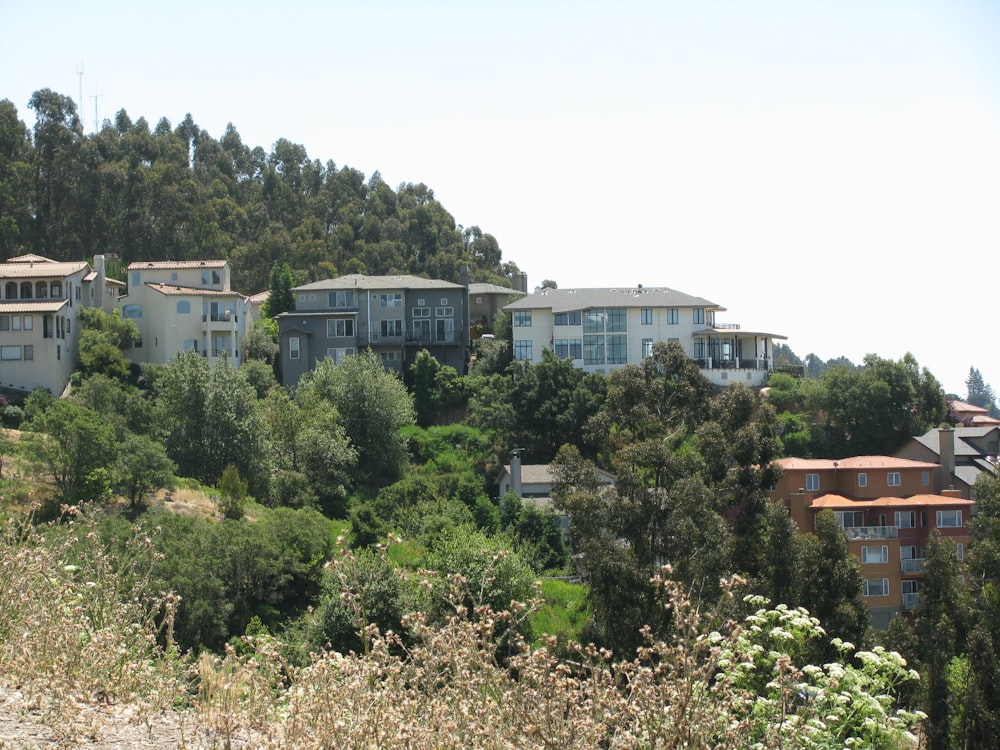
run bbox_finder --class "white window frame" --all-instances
[863,578,889,597]
[858,473,867,488]
[641,308,653,325]
[861,545,889,564]
[895,511,916,529]
[289,336,300,360]
[805,473,820,492]
[887,472,901,487]
[936,510,962,528]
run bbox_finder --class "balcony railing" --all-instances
[902,592,919,610]
[844,526,899,541]
[203,313,237,323]
[901,558,926,575]
[692,358,770,371]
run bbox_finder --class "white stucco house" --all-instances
[503,285,786,387]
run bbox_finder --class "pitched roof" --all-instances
[910,427,1000,457]
[776,456,940,471]
[144,282,243,298]
[0,260,90,278]
[469,283,525,296]
[127,260,228,270]
[294,274,463,292]
[6,254,56,263]
[0,300,68,313]
[503,286,720,313]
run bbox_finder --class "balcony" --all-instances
[844,526,899,541]
[902,592,919,610]
[901,558,926,575]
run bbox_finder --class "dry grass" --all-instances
[0,513,924,750]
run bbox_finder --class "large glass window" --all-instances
[641,308,653,325]
[513,311,532,327]
[583,310,605,333]
[436,318,455,342]
[329,290,356,308]
[583,335,605,365]
[380,293,402,308]
[412,307,430,318]
[1,346,21,360]
[513,340,532,360]
[642,338,654,358]
[554,311,582,326]
[554,338,583,359]
[862,545,888,564]
[895,511,916,529]
[887,472,901,487]
[176,300,191,314]
[380,319,403,337]
[835,510,865,528]
[936,510,962,528]
[806,473,820,491]
[693,308,705,324]
[863,579,889,597]
[606,334,627,364]
[327,318,355,338]
[693,338,705,359]
[667,308,678,325]
[606,308,627,332]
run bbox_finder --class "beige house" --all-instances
[503,285,785,387]
[121,260,252,367]
[0,254,121,395]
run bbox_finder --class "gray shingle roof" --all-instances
[503,286,720,313]
[294,274,463,292]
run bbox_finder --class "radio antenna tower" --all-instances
[76,61,84,118]
[91,92,103,133]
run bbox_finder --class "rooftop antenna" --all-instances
[76,61,84,119]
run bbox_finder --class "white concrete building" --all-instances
[503,285,785,387]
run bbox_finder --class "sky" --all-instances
[2,0,999,397]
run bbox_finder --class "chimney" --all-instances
[509,448,525,499]
[93,255,107,311]
[938,426,956,493]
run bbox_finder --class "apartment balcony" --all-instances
[203,313,238,324]
[902,592,919,610]
[692,357,770,371]
[406,331,462,345]
[901,558,926,575]
[844,526,899,541]
[359,333,404,345]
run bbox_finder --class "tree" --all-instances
[151,353,271,498]
[409,349,443,427]
[966,366,998,416]
[114,431,175,508]
[261,262,295,318]
[296,352,414,487]
[23,398,117,505]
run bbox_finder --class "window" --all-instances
[956,543,964,561]
[440,297,448,306]
[667,308,679,325]
[171,272,178,282]
[583,309,605,333]
[862,545,889,564]
[805,473,820,491]
[606,308,627,332]
[554,311,582,326]
[0,346,21,360]
[693,338,705,359]
[22,315,31,331]
[176,301,191,314]
[4,282,15,299]
[183,339,199,353]
[380,293,402,308]
[326,347,355,363]
[435,306,454,317]
[583,335,604,365]
[327,319,355,338]
[887,472,901,487]
[23,345,32,361]
[329,290,356,308]
[201,271,210,285]
[900,545,921,561]
[50,282,61,298]
[921,471,930,487]
[863,578,889,597]
[834,510,865,528]
[436,318,455,342]
[858,473,867,488]
[289,336,300,360]
[513,340,532,360]
[641,308,653,325]
[606,335,627,365]
[513,310,532,327]
[895,511,916,529]
[936,510,962,528]
[122,304,143,319]
[693,308,705,325]
[212,270,221,285]
[554,338,582,359]
[380,319,403,337]
[380,351,399,363]
[412,307,430,318]
[0,316,8,331]
[642,338,654,358]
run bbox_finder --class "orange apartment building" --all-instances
[770,456,974,628]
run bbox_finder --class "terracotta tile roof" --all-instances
[127,260,227,270]
[0,300,68,313]
[0,260,90,278]
[144,283,242,298]
[6,254,56,263]
[810,493,975,509]
[776,456,939,471]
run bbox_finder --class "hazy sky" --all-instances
[2,1,999,396]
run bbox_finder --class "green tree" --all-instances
[409,349,443,427]
[296,351,415,487]
[217,463,249,520]
[261,262,295,318]
[114,431,175,507]
[23,398,117,505]
[965,366,998,416]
